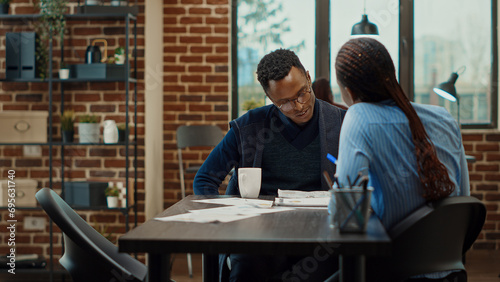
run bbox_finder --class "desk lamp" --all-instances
[433,67,465,127]
[351,0,379,36]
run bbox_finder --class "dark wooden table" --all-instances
[119,195,391,282]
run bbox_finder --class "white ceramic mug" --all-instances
[238,167,262,198]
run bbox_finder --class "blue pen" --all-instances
[326,153,337,165]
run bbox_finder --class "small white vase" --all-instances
[59,69,69,79]
[103,120,119,144]
[107,196,119,208]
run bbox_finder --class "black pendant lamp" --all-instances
[351,0,379,36]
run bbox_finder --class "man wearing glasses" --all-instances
[194,49,345,281]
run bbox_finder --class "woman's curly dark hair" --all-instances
[335,38,455,201]
[257,49,307,94]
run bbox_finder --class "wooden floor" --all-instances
[170,250,500,282]
[1,250,497,281]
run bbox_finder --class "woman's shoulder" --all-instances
[347,101,388,114]
[411,102,454,120]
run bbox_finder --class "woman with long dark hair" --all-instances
[335,38,469,229]
[334,37,469,280]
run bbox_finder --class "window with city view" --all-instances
[330,0,399,107]
[414,0,493,126]
[236,0,315,117]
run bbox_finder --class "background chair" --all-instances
[366,196,486,282]
[176,124,225,277]
[35,188,147,282]
[176,124,225,198]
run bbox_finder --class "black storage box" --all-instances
[77,5,139,16]
[63,181,108,207]
[70,63,127,79]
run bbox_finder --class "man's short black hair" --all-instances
[256,49,307,94]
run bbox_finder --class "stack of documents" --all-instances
[277,189,330,198]
[274,189,330,207]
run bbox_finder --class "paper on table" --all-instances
[277,189,330,198]
[192,197,274,208]
[274,197,330,207]
[155,201,294,223]
[189,205,294,215]
[288,206,329,210]
[155,212,259,223]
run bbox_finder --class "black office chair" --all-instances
[366,196,486,282]
[176,124,225,277]
[35,188,147,282]
[177,125,225,198]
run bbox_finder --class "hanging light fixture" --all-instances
[351,0,379,36]
[433,66,466,127]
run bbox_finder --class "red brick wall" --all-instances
[1,1,499,273]
[163,0,231,206]
[0,0,146,265]
[463,132,500,250]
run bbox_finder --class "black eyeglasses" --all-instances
[276,83,313,112]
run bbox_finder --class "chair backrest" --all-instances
[368,196,486,281]
[176,125,224,149]
[176,125,225,198]
[35,188,147,282]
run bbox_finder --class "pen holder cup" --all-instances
[331,187,373,233]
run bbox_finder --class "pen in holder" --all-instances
[331,186,373,233]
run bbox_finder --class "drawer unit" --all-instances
[0,179,38,207]
[0,111,48,143]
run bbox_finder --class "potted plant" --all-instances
[34,0,67,80]
[0,0,10,14]
[60,110,75,142]
[92,220,116,243]
[78,114,100,144]
[114,46,126,65]
[117,123,128,142]
[105,185,119,208]
[59,61,70,79]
